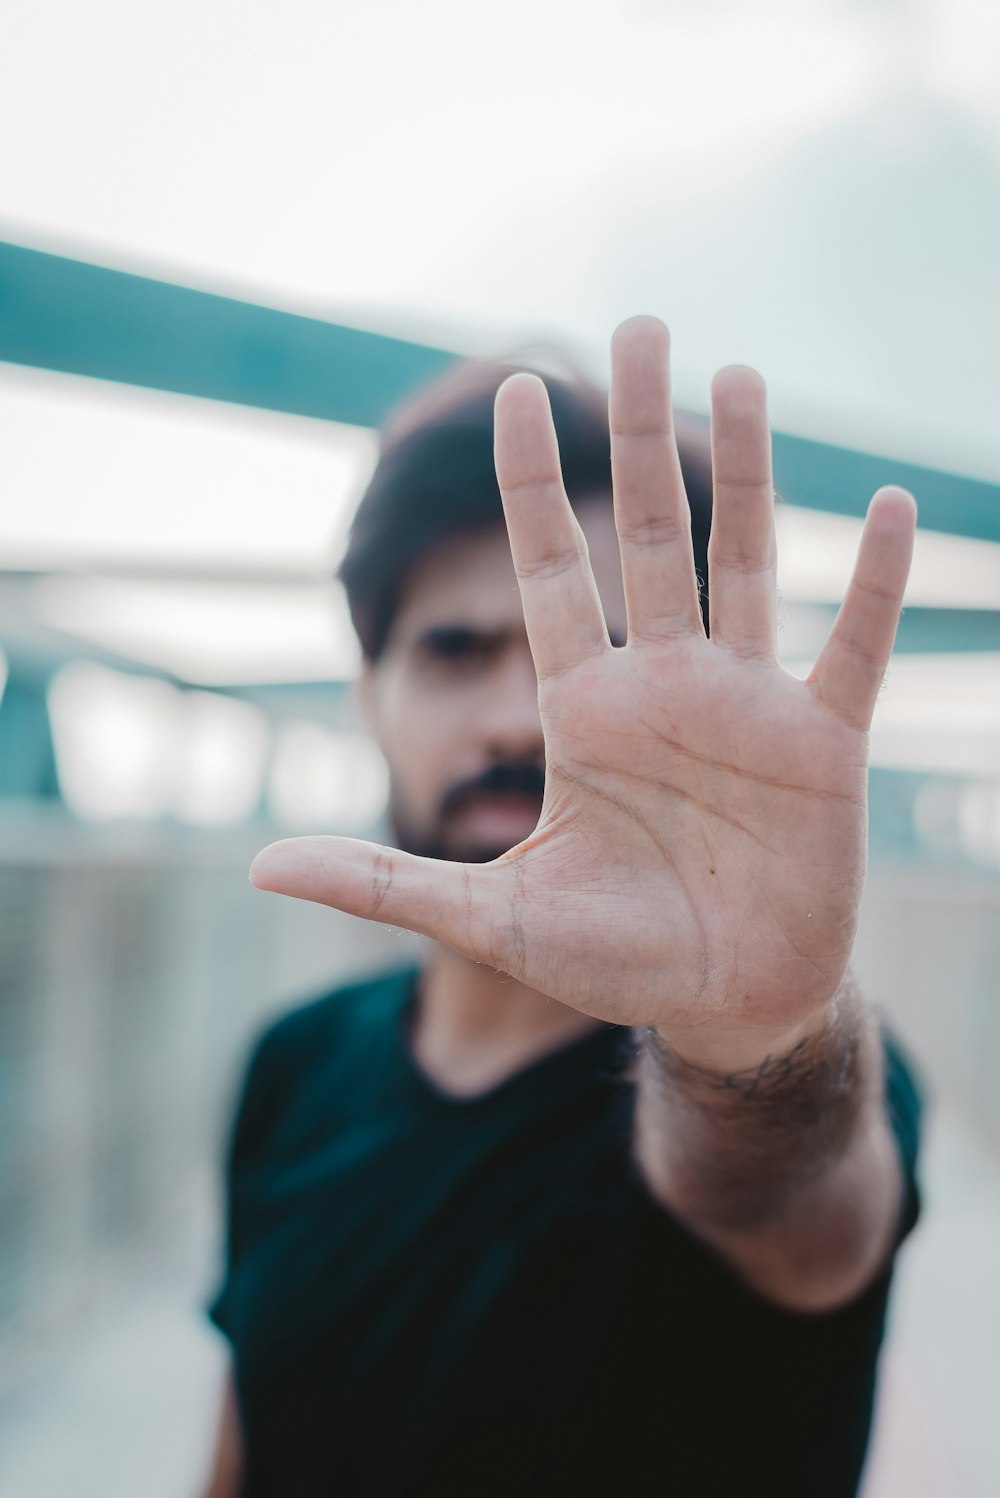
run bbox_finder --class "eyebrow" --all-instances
[414,622,627,652]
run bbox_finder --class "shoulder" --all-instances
[228,965,418,1152]
[881,1027,923,1166]
[878,1025,924,1248]
[246,962,418,1078]
[257,965,409,1054]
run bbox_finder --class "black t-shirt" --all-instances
[208,966,921,1498]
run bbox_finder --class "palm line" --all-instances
[546,693,865,811]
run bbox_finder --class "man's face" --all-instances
[360,499,627,864]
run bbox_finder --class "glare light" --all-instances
[33,576,360,685]
[868,728,1000,778]
[867,648,1000,777]
[47,661,270,823]
[171,691,269,825]
[268,724,388,832]
[915,777,1000,868]
[48,662,181,819]
[775,508,1000,609]
[958,781,1000,868]
[0,363,376,570]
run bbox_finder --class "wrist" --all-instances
[651,1002,834,1080]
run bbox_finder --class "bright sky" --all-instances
[3,0,999,480]
[1,0,998,797]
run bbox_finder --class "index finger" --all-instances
[494,373,609,680]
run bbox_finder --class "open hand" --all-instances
[251,318,915,1058]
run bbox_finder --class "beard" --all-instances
[388,760,546,865]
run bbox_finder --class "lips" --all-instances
[451,793,541,830]
[456,791,541,813]
[442,763,545,817]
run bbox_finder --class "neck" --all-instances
[411,944,602,1097]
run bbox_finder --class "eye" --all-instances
[419,627,493,668]
[429,628,479,659]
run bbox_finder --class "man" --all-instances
[203,318,921,1497]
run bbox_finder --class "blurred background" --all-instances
[1,0,998,1493]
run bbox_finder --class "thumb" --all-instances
[249,835,497,959]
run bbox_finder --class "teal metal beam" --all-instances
[0,668,59,799]
[0,241,455,428]
[2,240,999,542]
[771,432,1000,546]
[890,608,1000,654]
[782,605,1000,655]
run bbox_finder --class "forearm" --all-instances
[633,976,904,1311]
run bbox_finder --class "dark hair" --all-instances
[339,355,712,660]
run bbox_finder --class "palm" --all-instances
[253,319,915,1039]
[506,642,867,1027]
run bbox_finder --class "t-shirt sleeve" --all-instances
[207,1019,291,1340]
[881,1025,923,1247]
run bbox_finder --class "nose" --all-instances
[481,646,544,764]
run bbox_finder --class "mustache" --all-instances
[440,761,546,820]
